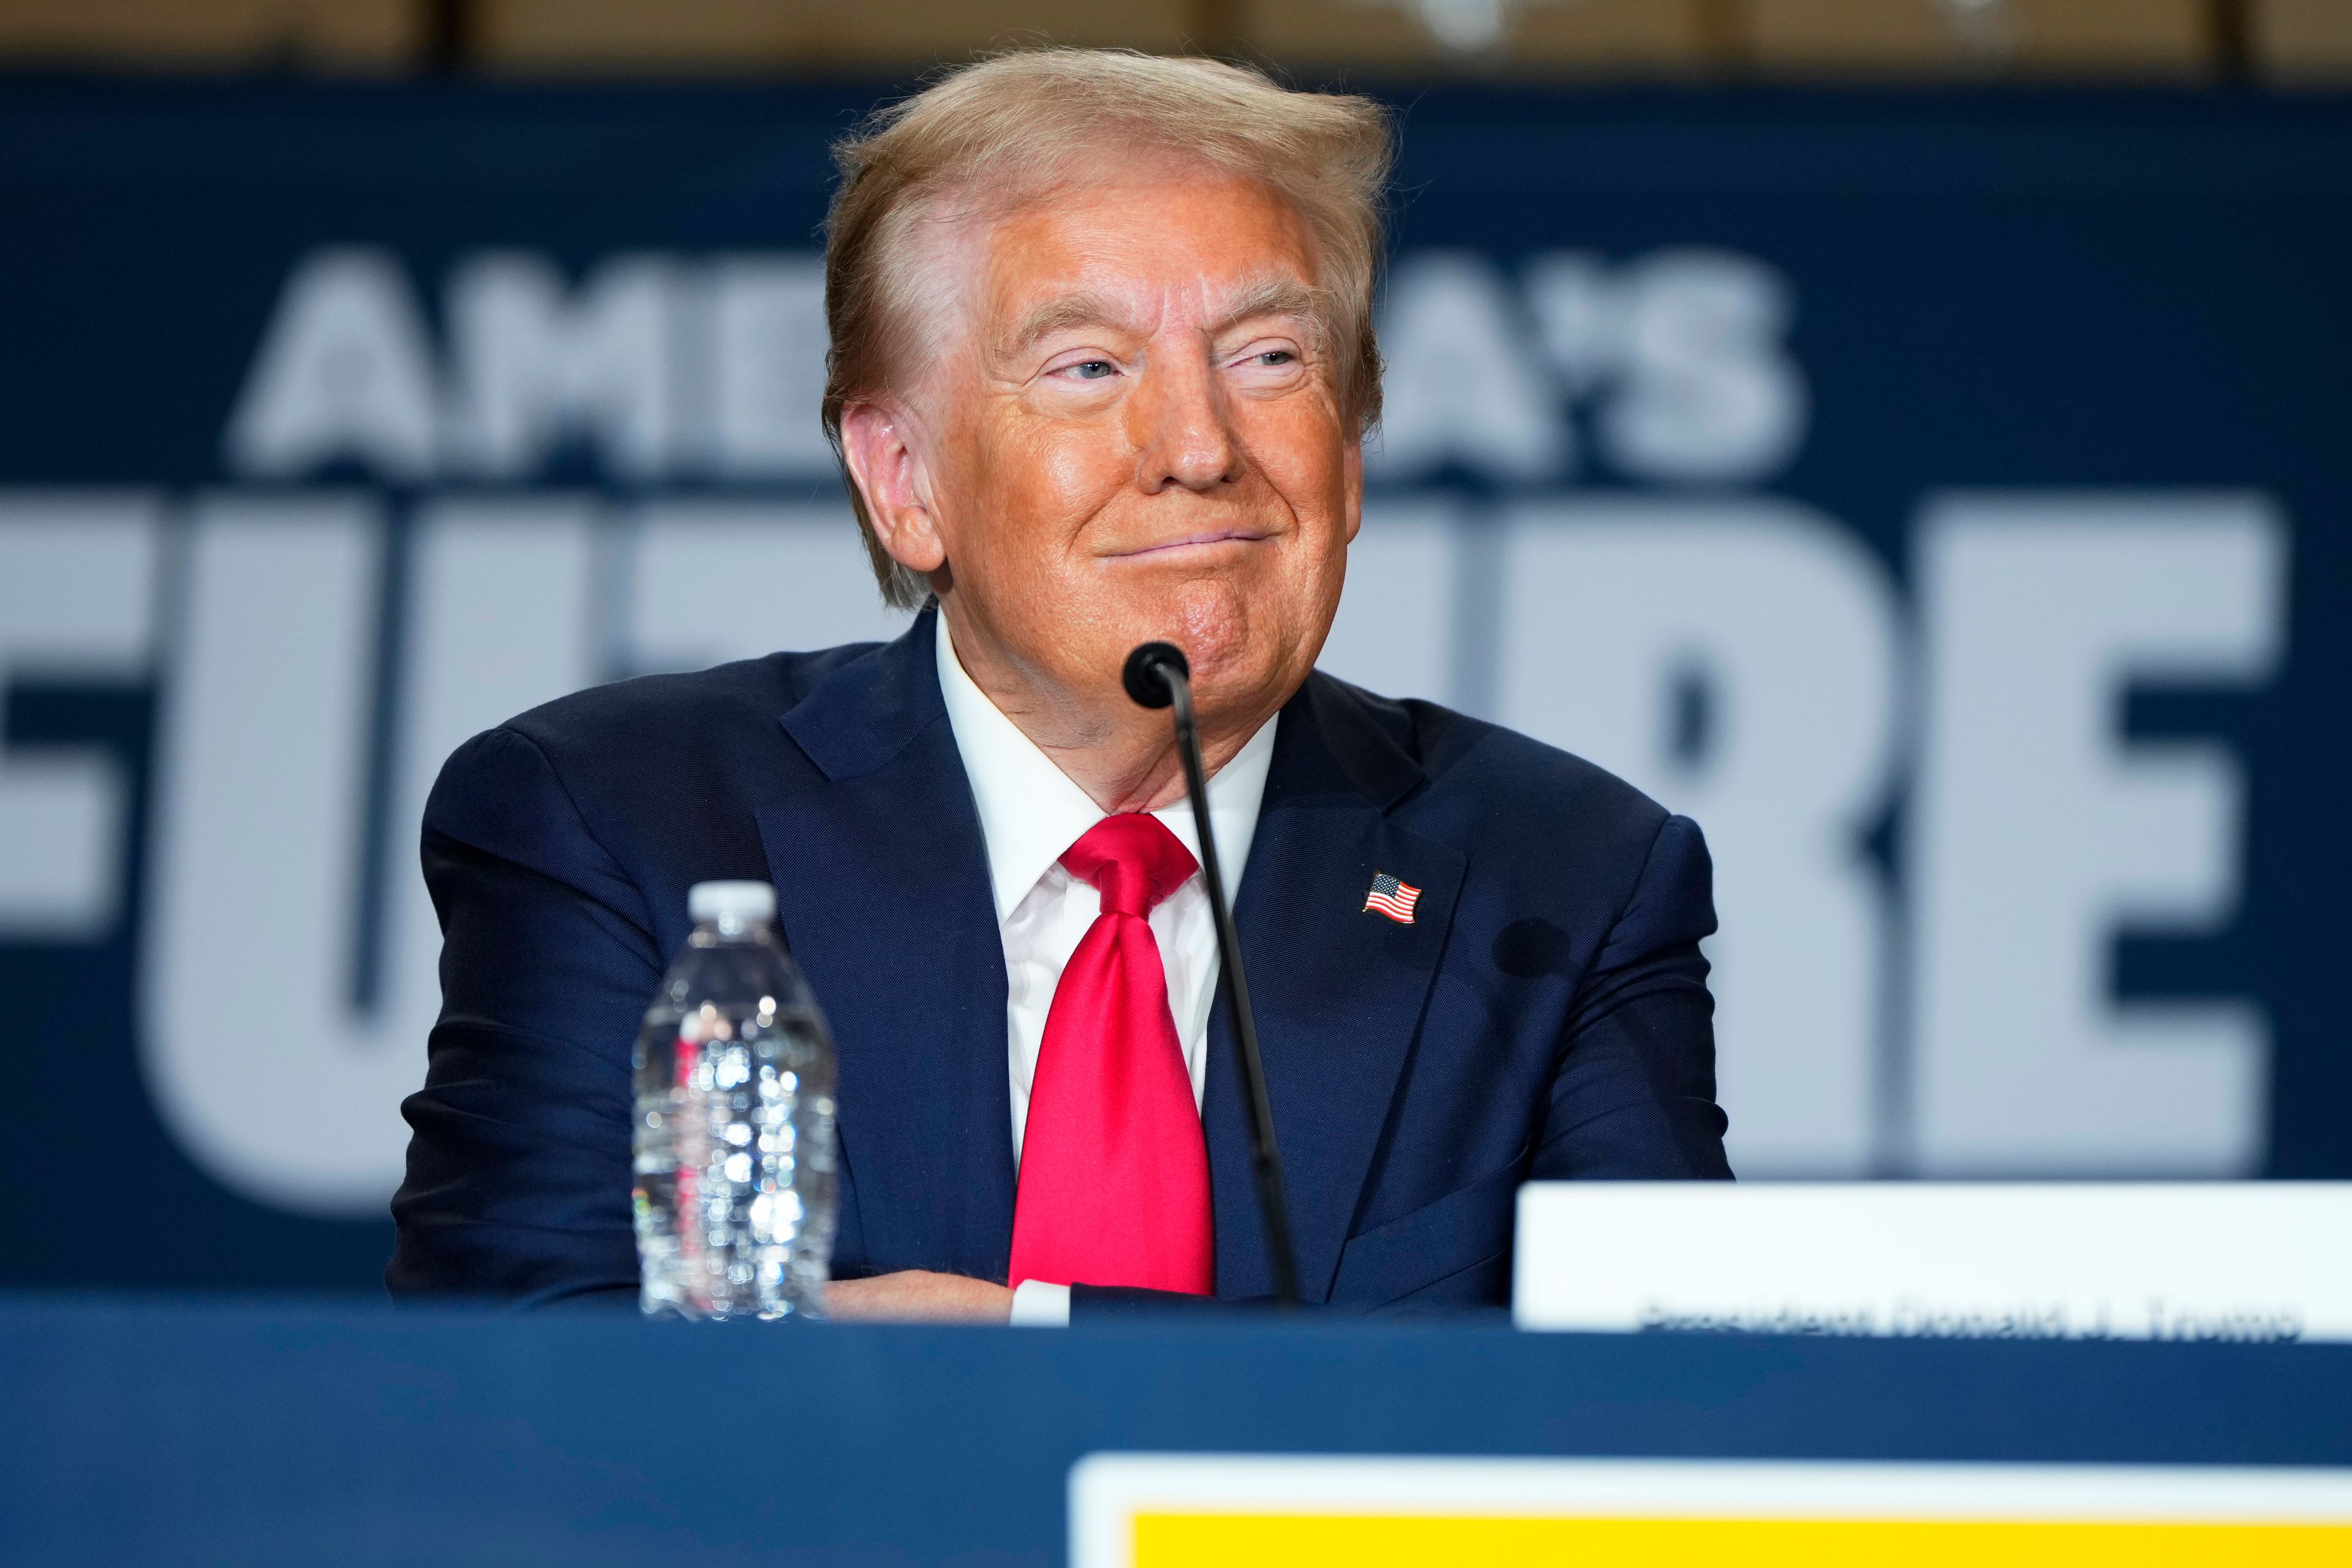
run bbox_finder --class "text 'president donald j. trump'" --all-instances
[389,47,1732,1322]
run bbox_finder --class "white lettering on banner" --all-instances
[23,239,2278,1213]
[625,499,907,674]
[1496,500,1902,1176]
[1911,494,2287,1175]
[0,494,161,936]
[223,249,440,482]
[709,257,835,479]
[223,247,840,485]
[141,494,600,1212]
[1366,246,1812,488]
[443,252,679,480]
[1371,252,1566,481]
[1313,498,1458,703]
[1520,251,1621,397]
[1589,249,1807,484]
[221,242,1803,492]
[1376,248,1808,486]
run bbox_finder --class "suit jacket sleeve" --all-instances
[1532,812,1733,1181]
[386,725,660,1307]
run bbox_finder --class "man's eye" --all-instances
[1254,350,1295,367]
[1067,360,1115,380]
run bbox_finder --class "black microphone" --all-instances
[1123,642,1302,1307]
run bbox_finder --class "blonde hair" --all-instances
[821,48,1395,608]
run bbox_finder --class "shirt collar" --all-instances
[935,610,1278,925]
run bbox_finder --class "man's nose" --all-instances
[1130,352,1243,494]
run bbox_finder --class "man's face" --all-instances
[895,161,1361,734]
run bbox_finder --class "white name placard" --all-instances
[1512,1183,2352,1341]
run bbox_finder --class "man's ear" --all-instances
[840,400,948,575]
[1341,436,1365,544]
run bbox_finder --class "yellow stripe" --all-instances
[1133,1514,2352,1567]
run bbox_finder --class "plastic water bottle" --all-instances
[633,880,839,1320]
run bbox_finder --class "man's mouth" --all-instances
[1107,529,1272,560]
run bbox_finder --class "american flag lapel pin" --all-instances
[1363,872,1421,925]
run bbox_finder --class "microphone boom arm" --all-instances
[1140,647,1302,1308]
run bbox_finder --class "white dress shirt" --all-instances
[934,616,1276,1326]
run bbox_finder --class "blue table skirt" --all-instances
[4,1296,2346,1566]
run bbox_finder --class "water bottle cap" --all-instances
[688,880,775,924]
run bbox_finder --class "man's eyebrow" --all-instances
[1208,277,1324,339]
[999,292,1137,356]
[997,278,1325,358]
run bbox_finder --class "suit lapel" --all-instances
[754,609,1017,1282]
[1204,676,1465,1302]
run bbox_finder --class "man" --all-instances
[389,48,1731,1322]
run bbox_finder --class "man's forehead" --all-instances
[968,168,1315,313]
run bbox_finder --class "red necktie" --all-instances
[1009,813,1214,1294]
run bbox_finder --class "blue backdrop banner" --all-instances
[0,78,2346,1288]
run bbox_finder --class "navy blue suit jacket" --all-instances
[388,608,1732,1313]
